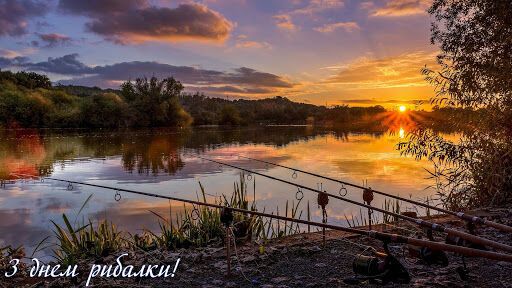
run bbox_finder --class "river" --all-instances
[0,126,448,256]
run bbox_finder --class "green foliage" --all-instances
[180,93,387,126]
[81,93,130,128]
[1,70,388,129]
[0,72,192,129]
[146,174,262,249]
[219,104,242,125]
[120,76,192,127]
[46,173,304,264]
[0,70,51,89]
[52,214,125,265]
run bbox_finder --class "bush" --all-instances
[81,93,130,128]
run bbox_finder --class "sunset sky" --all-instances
[0,0,438,108]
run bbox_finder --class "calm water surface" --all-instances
[0,126,449,256]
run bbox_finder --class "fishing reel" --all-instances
[407,244,449,266]
[344,248,410,285]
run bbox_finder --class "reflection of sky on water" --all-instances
[0,127,452,258]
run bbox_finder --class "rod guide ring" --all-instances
[296,187,304,201]
[114,190,121,202]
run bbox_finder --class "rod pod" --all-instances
[220,207,234,277]
[238,155,512,234]
[200,157,512,253]
[44,177,512,263]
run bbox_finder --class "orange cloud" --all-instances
[0,49,21,58]
[288,0,345,15]
[324,51,437,89]
[235,40,272,49]
[314,21,360,33]
[274,14,298,31]
[371,0,431,17]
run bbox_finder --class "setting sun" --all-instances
[399,105,407,112]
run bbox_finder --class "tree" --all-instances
[120,76,192,127]
[0,71,51,89]
[219,104,242,125]
[400,0,512,208]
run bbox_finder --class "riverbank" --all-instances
[3,208,512,287]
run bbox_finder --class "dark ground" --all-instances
[4,209,512,287]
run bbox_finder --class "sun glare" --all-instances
[399,105,407,112]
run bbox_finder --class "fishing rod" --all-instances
[239,155,512,234]
[198,156,512,253]
[42,176,512,263]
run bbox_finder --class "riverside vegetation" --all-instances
[1,69,394,129]
[0,172,424,270]
[0,174,309,269]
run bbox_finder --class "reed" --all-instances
[51,214,125,265]
[46,173,303,264]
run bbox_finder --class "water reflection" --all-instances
[0,126,456,257]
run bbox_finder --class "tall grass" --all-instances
[50,173,302,264]
[52,215,125,265]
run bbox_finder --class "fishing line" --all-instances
[36,177,512,262]
[197,156,512,253]
[238,155,512,234]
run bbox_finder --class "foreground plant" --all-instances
[52,214,125,265]
[50,173,302,264]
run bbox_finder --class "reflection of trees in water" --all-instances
[0,124,461,179]
[0,130,47,179]
[185,127,328,149]
[122,137,185,175]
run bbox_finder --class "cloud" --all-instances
[58,0,146,16]
[0,0,49,36]
[338,99,426,105]
[314,22,360,33]
[274,0,344,31]
[235,40,272,49]
[223,67,293,88]
[359,1,375,10]
[371,0,430,17]
[234,34,271,49]
[10,53,294,97]
[21,54,92,75]
[34,33,73,48]
[273,14,298,31]
[325,51,437,89]
[0,48,36,67]
[0,56,29,67]
[288,0,345,15]
[0,49,22,59]
[186,85,274,96]
[58,0,233,44]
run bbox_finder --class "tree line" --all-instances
[0,70,389,129]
